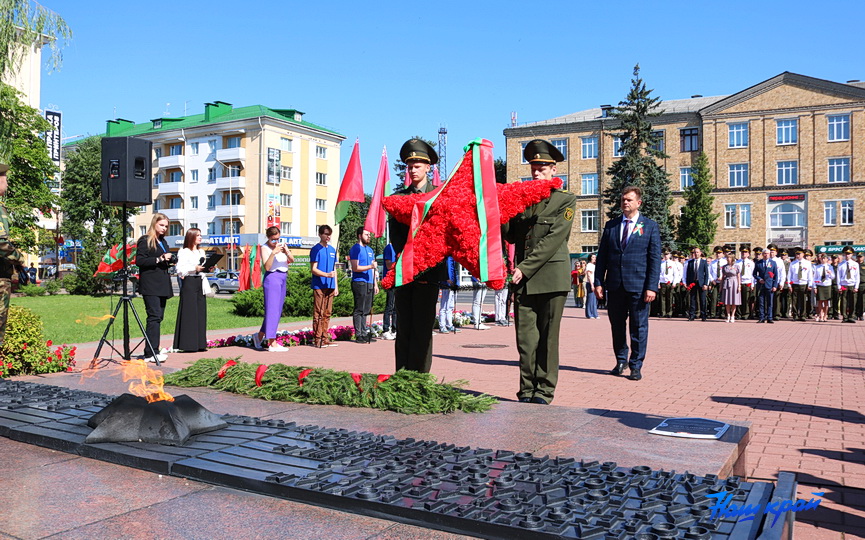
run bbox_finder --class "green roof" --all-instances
[103,101,343,138]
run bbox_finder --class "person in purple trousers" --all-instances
[252,226,294,351]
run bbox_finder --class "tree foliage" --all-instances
[391,135,438,184]
[603,65,676,249]
[0,0,71,76]
[60,136,139,294]
[676,151,718,252]
[494,157,506,183]
[0,84,57,251]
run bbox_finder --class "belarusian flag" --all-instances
[93,243,137,277]
[363,146,389,237]
[334,139,364,223]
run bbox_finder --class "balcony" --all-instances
[158,154,185,169]
[215,175,246,191]
[216,147,246,162]
[213,205,246,219]
[160,207,184,220]
[157,181,186,196]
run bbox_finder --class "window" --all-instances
[551,138,568,160]
[225,192,240,205]
[558,175,568,191]
[679,167,693,190]
[315,172,327,185]
[280,194,292,206]
[724,203,751,228]
[154,147,162,158]
[581,137,598,159]
[841,200,854,225]
[169,223,182,236]
[190,142,199,156]
[581,210,598,232]
[169,171,182,183]
[315,146,327,159]
[777,161,798,185]
[169,144,182,156]
[280,137,293,152]
[226,136,241,149]
[315,199,326,211]
[582,245,598,253]
[207,195,214,209]
[724,204,738,228]
[139,226,146,236]
[190,196,198,209]
[152,200,160,211]
[191,169,199,183]
[281,166,292,180]
[581,174,598,196]
[740,204,751,228]
[169,198,181,209]
[729,164,749,188]
[224,220,240,234]
[776,118,798,145]
[612,136,625,157]
[226,165,241,177]
[281,222,292,235]
[828,158,850,183]
[520,141,529,164]
[208,140,217,153]
[770,203,805,227]
[207,222,216,234]
[208,168,216,182]
[153,120,162,129]
[680,128,700,152]
[190,222,198,230]
[728,122,749,148]
[520,177,532,182]
[153,173,161,186]
[649,130,665,153]
[827,114,850,142]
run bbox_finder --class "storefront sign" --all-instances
[45,110,62,164]
[816,245,865,254]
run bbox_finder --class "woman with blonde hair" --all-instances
[135,213,174,362]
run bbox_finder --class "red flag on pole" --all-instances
[334,138,365,223]
[237,245,251,291]
[364,146,390,237]
[432,164,442,187]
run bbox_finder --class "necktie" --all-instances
[848,263,852,280]
[621,219,630,249]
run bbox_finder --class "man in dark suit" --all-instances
[594,186,661,381]
[755,249,779,323]
[504,139,577,404]
[685,246,709,321]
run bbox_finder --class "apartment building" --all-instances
[504,72,865,254]
[105,101,344,270]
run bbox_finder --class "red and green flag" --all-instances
[334,138,364,224]
[93,243,137,277]
[363,146,390,237]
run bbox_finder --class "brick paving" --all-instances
[32,303,865,537]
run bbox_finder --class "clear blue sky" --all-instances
[40,0,865,192]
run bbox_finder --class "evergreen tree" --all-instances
[676,151,718,252]
[494,157,507,183]
[60,136,138,295]
[603,65,676,248]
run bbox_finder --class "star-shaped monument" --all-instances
[382,138,562,291]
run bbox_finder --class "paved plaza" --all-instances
[3,302,864,539]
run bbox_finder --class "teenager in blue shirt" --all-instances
[349,227,378,342]
[310,224,338,347]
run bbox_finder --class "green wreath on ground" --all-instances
[163,357,497,414]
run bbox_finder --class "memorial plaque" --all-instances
[649,417,730,439]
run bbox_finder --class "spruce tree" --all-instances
[603,65,676,248]
[676,151,718,252]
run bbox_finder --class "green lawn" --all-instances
[11,295,305,345]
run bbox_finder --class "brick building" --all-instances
[504,72,865,254]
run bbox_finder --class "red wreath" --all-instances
[382,142,561,290]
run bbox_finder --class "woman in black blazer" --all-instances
[135,213,174,362]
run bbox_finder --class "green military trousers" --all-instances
[514,290,567,404]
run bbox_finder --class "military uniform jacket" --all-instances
[504,189,577,295]
[0,204,23,279]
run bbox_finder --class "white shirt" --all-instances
[788,259,813,287]
[261,243,289,272]
[585,262,595,287]
[708,257,726,282]
[619,211,640,243]
[813,264,834,287]
[176,247,210,295]
[659,258,681,284]
[736,257,755,285]
[837,258,860,289]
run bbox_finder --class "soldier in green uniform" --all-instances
[0,161,24,346]
[856,252,865,321]
[389,139,448,373]
[504,140,577,404]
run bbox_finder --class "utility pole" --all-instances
[438,126,447,180]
